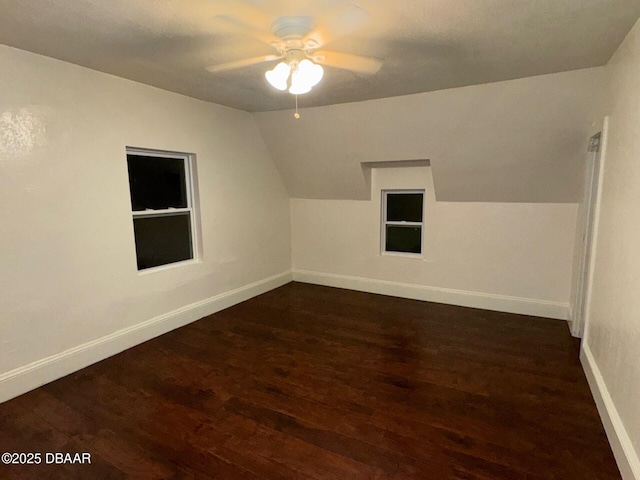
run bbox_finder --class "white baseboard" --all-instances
[0,271,292,404]
[581,344,640,480]
[292,269,568,320]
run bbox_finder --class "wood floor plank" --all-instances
[0,282,621,479]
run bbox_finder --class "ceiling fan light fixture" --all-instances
[265,61,290,91]
[297,59,324,88]
[288,70,312,95]
[287,59,323,95]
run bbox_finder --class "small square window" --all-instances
[126,149,198,271]
[382,190,424,255]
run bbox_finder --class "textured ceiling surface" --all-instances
[1,0,638,112]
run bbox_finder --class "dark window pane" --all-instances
[386,193,423,222]
[127,154,187,211]
[386,226,422,254]
[133,213,193,270]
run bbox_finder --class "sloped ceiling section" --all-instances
[254,67,607,202]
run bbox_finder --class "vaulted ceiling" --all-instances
[1,0,638,112]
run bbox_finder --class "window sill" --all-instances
[137,258,201,276]
[381,251,423,259]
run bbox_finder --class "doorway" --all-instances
[571,130,604,338]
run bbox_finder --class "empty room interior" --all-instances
[1,0,640,478]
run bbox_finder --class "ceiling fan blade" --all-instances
[312,51,382,75]
[209,1,273,31]
[147,0,272,36]
[206,55,282,73]
[211,14,279,45]
[304,3,369,48]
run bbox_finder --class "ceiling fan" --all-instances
[205,4,383,96]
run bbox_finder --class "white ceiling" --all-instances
[1,0,638,112]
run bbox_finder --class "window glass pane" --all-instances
[127,154,187,211]
[386,225,422,254]
[386,193,423,222]
[133,213,192,270]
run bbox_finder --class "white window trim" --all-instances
[381,189,425,258]
[127,147,201,273]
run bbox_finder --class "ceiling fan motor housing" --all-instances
[271,16,319,57]
[271,16,315,40]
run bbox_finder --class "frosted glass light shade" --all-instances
[288,70,312,95]
[298,59,324,87]
[265,62,290,91]
[288,60,323,94]
[266,59,324,94]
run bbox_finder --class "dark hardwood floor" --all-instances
[0,282,620,479]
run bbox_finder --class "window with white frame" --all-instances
[126,148,198,271]
[381,190,424,255]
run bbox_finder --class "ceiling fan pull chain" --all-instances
[294,95,301,119]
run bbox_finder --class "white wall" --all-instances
[0,45,291,400]
[254,68,606,203]
[581,17,640,479]
[258,68,605,320]
[292,165,577,318]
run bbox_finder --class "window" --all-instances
[126,148,198,271]
[381,190,424,255]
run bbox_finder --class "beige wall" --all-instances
[254,68,606,202]
[292,165,577,316]
[0,46,291,382]
[585,17,640,471]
